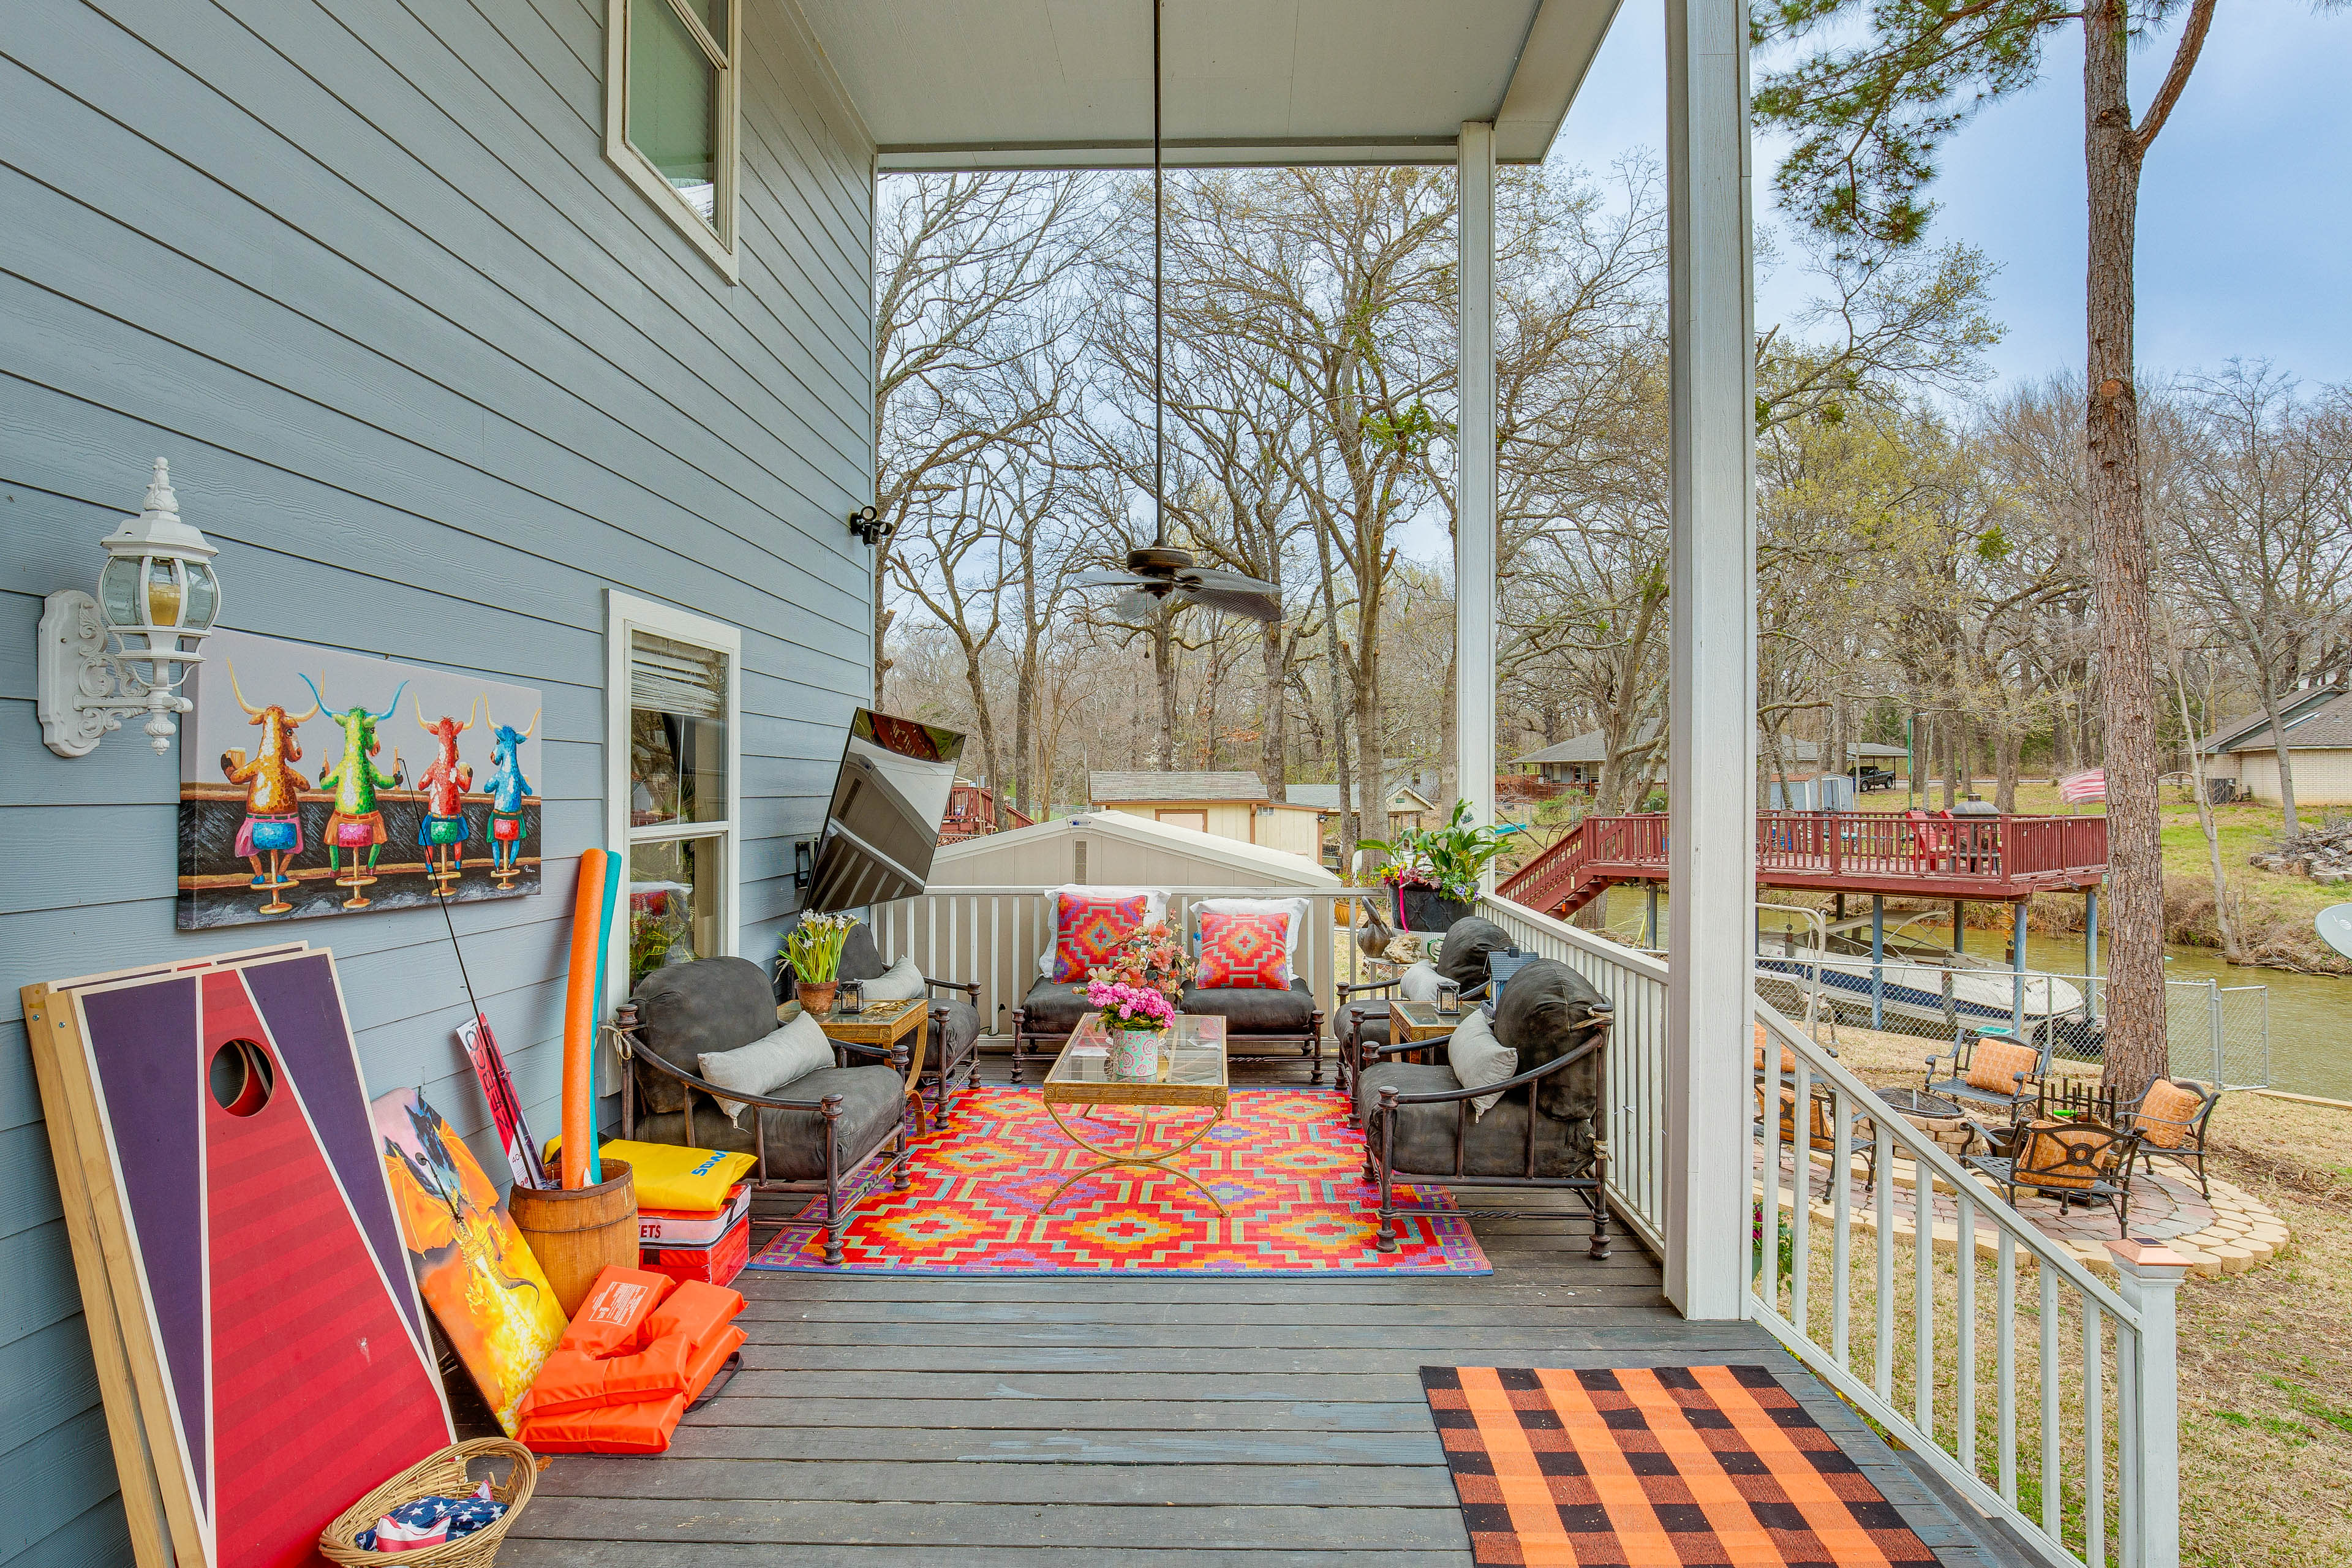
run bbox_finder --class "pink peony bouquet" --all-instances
[1087,921,1195,1000]
[1084,978,1176,1034]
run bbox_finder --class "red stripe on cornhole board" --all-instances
[202,971,449,1568]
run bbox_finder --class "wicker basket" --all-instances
[317,1437,537,1566]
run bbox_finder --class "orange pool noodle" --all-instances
[560,847,610,1188]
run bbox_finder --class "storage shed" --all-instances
[873,810,1346,1043]
[1088,771,1327,862]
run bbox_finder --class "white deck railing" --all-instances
[882,883,2180,1564]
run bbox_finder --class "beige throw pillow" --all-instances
[700,1011,834,1128]
[860,955,927,1003]
[1446,1006,1517,1120]
[1398,960,1445,1003]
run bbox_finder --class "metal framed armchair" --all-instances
[1922,1030,2055,1117]
[828,921,981,1130]
[1354,957,1613,1258]
[615,957,912,1267]
[1333,916,1523,1095]
[1962,1085,2143,1236]
[2122,1076,2220,1198]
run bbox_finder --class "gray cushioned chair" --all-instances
[1354,956,1612,1256]
[615,956,910,1266]
[831,922,981,1129]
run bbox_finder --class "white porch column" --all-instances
[1456,121,1497,872]
[1662,0,1756,1319]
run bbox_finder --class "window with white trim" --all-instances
[605,0,739,279]
[608,594,742,993]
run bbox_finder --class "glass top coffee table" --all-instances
[1039,1011,1229,1215]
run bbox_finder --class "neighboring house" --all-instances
[1510,728,1905,790]
[1283,778,1439,837]
[1087,771,1326,862]
[2203,685,2352,804]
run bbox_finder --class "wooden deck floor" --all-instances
[500,1059,2032,1565]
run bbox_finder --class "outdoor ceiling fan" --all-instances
[1074,0,1283,627]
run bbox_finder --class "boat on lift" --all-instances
[1755,914,2094,1051]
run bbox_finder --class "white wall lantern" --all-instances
[37,458,222,757]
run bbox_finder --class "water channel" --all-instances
[1600,887,2352,1101]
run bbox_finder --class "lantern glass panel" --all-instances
[100,556,141,627]
[182,562,219,631]
[145,558,184,628]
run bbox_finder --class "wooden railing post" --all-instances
[2107,1238,2188,1567]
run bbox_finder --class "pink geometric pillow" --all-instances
[1196,911,1289,990]
[1051,892,1148,982]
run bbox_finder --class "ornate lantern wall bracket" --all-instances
[37,458,222,758]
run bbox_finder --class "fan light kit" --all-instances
[1072,0,1284,628]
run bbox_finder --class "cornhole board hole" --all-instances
[21,943,453,1568]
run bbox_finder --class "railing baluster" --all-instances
[1997,1232,2016,1506]
[1955,1191,1975,1478]
[2041,1265,2061,1542]
[2084,1303,2105,1567]
[1914,1150,1933,1438]
[1790,1057,1810,1336]
[1831,1085,1851,1370]
[1875,1122,1894,1403]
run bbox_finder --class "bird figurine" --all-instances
[1355,899,1398,963]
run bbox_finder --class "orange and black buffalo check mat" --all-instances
[1421,1365,1940,1566]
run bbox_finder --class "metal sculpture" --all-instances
[483,708,537,890]
[306,674,407,909]
[219,662,318,914]
[414,696,478,897]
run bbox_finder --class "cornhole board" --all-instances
[21,943,454,1568]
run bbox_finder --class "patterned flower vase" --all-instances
[1107,1026,1164,1079]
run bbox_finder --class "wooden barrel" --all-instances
[509,1159,636,1319]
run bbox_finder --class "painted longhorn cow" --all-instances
[304,675,407,902]
[415,696,479,894]
[219,662,318,912]
[483,708,537,887]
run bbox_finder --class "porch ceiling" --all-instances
[796,0,1619,170]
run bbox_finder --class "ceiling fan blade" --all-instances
[1072,567,1161,589]
[1173,585,1283,624]
[1180,565,1281,597]
[1110,588,1165,622]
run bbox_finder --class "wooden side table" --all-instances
[782,997,929,1126]
[1389,998,1469,1063]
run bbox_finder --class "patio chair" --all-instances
[1754,1026,1875,1196]
[2122,1076,2220,1198]
[614,957,911,1267]
[1921,1029,2052,1117]
[1962,1109,2143,1236]
[1333,916,1520,1092]
[831,921,981,1130]
[1355,956,1613,1257]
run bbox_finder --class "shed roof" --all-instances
[1283,780,1438,813]
[1090,771,1270,803]
[930,808,1339,888]
[1509,728,1904,767]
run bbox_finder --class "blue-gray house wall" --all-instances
[0,2,875,1559]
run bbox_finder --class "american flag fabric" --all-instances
[2059,769,2106,803]
[353,1481,505,1552]
[1422,1365,1940,1566]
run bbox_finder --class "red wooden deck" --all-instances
[1498,812,2108,920]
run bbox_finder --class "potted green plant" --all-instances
[778,913,856,1016]
[1360,801,1506,933]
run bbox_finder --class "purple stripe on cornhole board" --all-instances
[78,977,208,1514]
[239,952,424,1349]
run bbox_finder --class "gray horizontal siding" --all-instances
[0,0,874,1557]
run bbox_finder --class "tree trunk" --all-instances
[2084,0,2165,1098]
[1259,619,1287,795]
[1994,725,2019,814]
[2256,677,2302,838]
[1941,713,1960,809]
[1152,612,1179,770]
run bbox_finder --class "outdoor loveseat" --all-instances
[1009,890,1325,1083]
[614,956,910,1266]
[1353,956,1614,1257]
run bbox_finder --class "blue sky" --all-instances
[1555,4,2352,394]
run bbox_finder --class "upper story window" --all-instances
[605,0,739,281]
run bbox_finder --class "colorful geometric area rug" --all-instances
[745,1085,1488,1275]
[1422,1365,1941,1566]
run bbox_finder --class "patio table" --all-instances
[1039,1012,1230,1215]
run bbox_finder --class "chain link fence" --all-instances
[1751,939,2273,1090]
